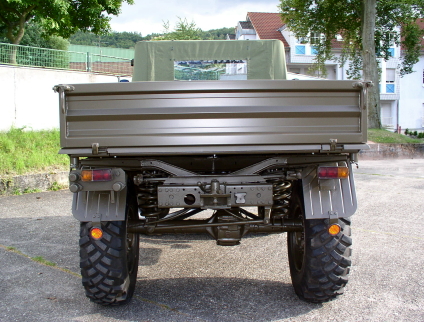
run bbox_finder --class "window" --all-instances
[295,45,306,55]
[311,46,319,55]
[173,60,247,81]
[297,37,308,44]
[310,32,320,45]
[386,69,395,93]
[386,84,395,93]
[388,48,395,57]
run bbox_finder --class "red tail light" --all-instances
[318,166,349,179]
[81,169,113,182]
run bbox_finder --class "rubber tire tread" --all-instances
[288,193,352,303]
[79,220,138,305]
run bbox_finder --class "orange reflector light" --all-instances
[81,169,113,182]
[90,227,103,240]
[81,170,92,182]
[328,224,341,236]
[318,166,349,179]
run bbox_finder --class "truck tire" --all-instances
[287,190,352,303]
[79,201,139,305]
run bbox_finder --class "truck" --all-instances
[54,39,370,305]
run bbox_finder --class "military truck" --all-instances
[54,40,370,305]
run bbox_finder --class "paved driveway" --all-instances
[0,159,423,322]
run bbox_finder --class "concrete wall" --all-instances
[0,65,119,131]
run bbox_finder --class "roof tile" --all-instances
[247,12,289,47]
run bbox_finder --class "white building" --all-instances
[229,12,424,131]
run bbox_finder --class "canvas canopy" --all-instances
[132,39,287,81]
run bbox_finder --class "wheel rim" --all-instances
[126,232,138,275]
[289,206,305,272]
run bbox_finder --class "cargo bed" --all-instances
[56,80,368,156]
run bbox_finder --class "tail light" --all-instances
[318,166,349,179]
[81,169,113,182]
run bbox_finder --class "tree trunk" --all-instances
[362,0,381,129]
[6,13,27,65]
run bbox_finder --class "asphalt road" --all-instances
[0,159,423,322]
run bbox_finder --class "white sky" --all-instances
[109,0,280,36]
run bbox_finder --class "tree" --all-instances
[0,0,133,63]
[1,22,69,50]
[279,0,424,129]
[158,17,202,40]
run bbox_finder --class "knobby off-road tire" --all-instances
[287,191,352,303]
[79,201,139,305]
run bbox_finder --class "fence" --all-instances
[0,43,133,76]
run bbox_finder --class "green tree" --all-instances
[0,0,133,63]
[158,17,202,40]
[202,27,234,40]
[70,30,145,48]
[1,22,69,50]
[279,0,424,129]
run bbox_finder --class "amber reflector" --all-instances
[90,227,103,239]
[328,224,341,236]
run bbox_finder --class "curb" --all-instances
[0,171,68,196]
[358,143,424,160]
[1,143,423,196]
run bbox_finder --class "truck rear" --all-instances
[54,40,369,305]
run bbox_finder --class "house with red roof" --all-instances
[229,12,424,132]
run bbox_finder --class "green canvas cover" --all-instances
[132,39,287,81]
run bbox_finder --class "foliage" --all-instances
[70,30,149,49]
[279,0,424,78]
[0,22,69,50]
[69,27,234,48]
[201,27,234,40]
[0,0,134,47]
[157,17,202,40]
[0,127,68,176]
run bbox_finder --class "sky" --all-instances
[109,0,280,36]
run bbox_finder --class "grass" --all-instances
[368,129,424,144]
[31,256,57,267]
[0,127,68,176]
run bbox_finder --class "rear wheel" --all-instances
[79,201,139,305]
[287,191,352,303]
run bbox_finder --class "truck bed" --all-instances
[57,80,368,156]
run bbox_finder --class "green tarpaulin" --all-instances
[133,39,287,81]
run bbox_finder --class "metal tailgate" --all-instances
[56,80,367,156]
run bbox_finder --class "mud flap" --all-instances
[302,162,357,219]
[72,188,127,222]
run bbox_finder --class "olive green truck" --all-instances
[54,40,370,305]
